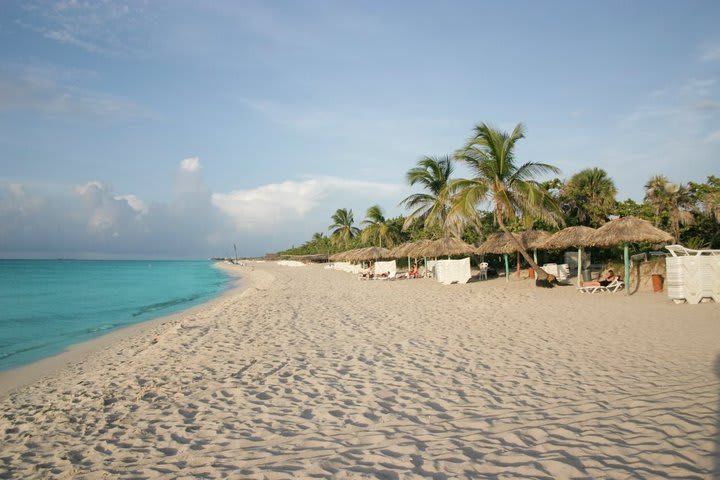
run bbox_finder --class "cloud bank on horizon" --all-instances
[0,1,718,258]
[0,159,406,258]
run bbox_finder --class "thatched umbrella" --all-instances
[389,240,434,276]
[351,246,392,262]
[477,232,521,281]
[587,216,673,294]
[329,250,350,262]
[543,226,597,286]
[419,237,476,258]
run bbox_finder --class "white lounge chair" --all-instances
[578,278,624,293]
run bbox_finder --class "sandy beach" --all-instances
[1,261,719,479]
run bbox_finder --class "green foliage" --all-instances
[280,136,720,255]
[399,155,455,234]
[560,167,617,227]
[360,205,401,248]
[643,175,695,242]
[328,208,360,248]
[450,122,563,271]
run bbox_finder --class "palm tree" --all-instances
[398,155,454,233]
[361,205,396,247]
[450,122,563,279]
[328,208,360,248]
[644,175,694,242]
[644,175,670,226]
[561,168,617,227]
[665,183,694,242]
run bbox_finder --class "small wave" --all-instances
[132,293,203,317]
[84,324,115,334]
[0,340,59,360]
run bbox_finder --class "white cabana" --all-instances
[373,260,397,279]
[326,262,364,274]
[433,258,472,285]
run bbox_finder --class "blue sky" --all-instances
[1,0,719,258]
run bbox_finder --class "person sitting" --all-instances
[582,269,618,287]
[360,267,374,279]
[408,263,420,278]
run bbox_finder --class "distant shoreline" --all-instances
[0,262,244,399]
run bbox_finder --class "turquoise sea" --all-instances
[0,260,230,372]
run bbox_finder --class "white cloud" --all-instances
[0,161,228,258]
[114,194,147,214]
[700,45,720,62]
[0,64,150,118]
[20,1,147,56]
[212,176,404,229]
[74,180,106,195]
[180,157,201,172]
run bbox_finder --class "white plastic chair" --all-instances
[478,262,489,281]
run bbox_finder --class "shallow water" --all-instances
[0,260,230,372]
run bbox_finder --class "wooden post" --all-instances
[516,252,521,278]
[504,254,509,282]
[624,244,630,295]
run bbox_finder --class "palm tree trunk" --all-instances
[496,216,548,280]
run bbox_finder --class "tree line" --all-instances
[281,122,720,264]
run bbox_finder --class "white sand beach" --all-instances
[1,262,719,479]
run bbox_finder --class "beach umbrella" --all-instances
[418,237,477,259]
[520,230,552,263]
[395,240,434,276]
[543,226,597,286]
[477,232,521,282]
[329,251,347,262]
[351,246,392,262]
[587,216,673,295]
[390,242,416,270]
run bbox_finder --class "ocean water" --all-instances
[0,260,231,372]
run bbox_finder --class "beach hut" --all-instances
[477,232,520,282]
[350,246,392,262]
[419,237,476,259]
[543,226,597,287]
[392,240,434,276]
[587,216,673,295]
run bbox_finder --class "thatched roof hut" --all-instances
[392,239,434,258]
[588,216,673,247]
[419,237,476,258]
[543,226,597,250]
[329,250,350,262]
[476,232,521,255]
[349,246,392,262]
[587,216,673,295]
[520,230,552,250]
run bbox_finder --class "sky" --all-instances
[1,0,719,258]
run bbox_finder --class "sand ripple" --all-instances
[1,263,719,479]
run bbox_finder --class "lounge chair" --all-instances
[578,278,624,293]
